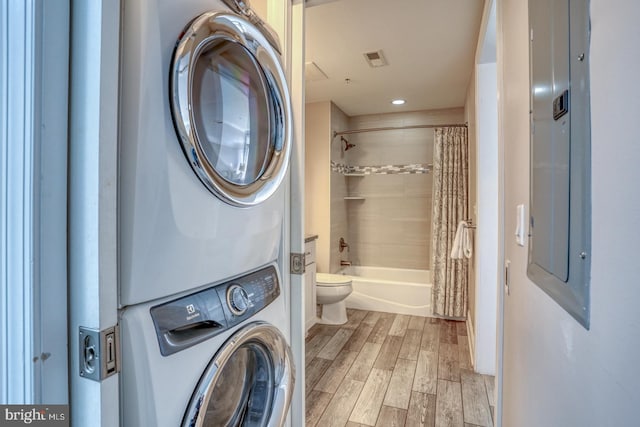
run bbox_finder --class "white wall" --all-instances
[474,62,498,375]
[499,1,640,425]
[305,101,332,272]
[465,71,478,331]
[471,0,499,377]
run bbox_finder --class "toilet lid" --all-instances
[316,273,352,286]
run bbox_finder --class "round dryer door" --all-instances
[183,322,295,427]
[170,11,292,208]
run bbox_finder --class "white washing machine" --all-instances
[120,264,295,426]
[118,0,292,306]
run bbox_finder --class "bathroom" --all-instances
[302,105,490,427]
[302,0,490,324]
[302,0,497,425]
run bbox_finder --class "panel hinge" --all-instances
[290,252,306,275]
[79,325,120,382]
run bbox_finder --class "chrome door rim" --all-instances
[170,12,292,207]
[182,322,295,427]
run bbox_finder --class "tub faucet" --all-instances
[340,260,352,266]
[339,237,349,253]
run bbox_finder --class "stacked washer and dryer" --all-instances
[117,0,295,425]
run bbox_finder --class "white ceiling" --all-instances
[305,0,485,116]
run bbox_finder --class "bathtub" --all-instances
[341,266,432,317]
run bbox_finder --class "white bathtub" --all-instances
[341,266,432,317]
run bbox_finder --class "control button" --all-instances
[227,284,250,316]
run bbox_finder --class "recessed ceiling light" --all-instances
[391,99,406,105]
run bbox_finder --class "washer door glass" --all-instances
[192,39,272,187]
[183,323,294,427]
[202,343,273,426]
[171,12,292,207]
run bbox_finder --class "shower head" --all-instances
[341,136,356,151]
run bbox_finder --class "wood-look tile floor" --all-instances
[305,309,495,427]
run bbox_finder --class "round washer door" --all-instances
[183,322,295,427]
[171,12,292,207]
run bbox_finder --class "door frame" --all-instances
[68,0,121,424]
[285,0,306,424]
[1,0,70,405]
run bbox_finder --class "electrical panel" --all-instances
[527,0,591,328]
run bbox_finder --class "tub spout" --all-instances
[340,260,352,266]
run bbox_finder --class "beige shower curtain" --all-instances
[431,127,469,319]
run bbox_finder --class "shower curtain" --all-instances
[431,127,469,319]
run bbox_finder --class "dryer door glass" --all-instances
[171,12,292,207]
[192,40,272,187]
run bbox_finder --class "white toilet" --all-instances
[316,273,353,325]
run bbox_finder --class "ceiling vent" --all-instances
[305,61,329,81]
[363,50,388,68]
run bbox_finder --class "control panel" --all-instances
[150,265,280,356]
[215,265,280,329]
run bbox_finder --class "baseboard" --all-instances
[305,318,317,334]
[466,309,476,369]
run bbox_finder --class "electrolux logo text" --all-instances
[0,406,68,427]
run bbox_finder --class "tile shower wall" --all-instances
[345,108,465,270]
[330,103,350,273]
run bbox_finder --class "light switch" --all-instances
[515,204,526,246]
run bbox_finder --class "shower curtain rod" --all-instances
[333,123,467,138]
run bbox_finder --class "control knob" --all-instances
[227,284,250,316]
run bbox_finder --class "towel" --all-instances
[450,221,473,259]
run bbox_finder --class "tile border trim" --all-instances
[331,161,432,175]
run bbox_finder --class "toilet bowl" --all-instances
[316,273,353,325]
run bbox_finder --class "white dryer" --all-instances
[118,0,292,306]
[120,264,295,426]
